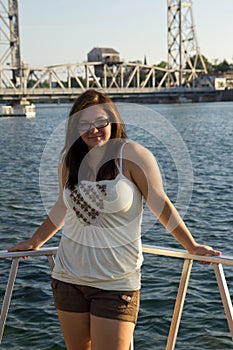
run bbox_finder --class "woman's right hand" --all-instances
[8,238,40,252]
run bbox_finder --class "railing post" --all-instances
[0,258,20,343]
[166,259,193,350]
[130,337,134,349]
[47,255,55,270]
[213,263,233,340]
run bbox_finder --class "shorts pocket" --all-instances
[51,278,58,291]
[120,291,139,306]
[120,293,133,303]
[117,291,140,323]
[119,291,140,311]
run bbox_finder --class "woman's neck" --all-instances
[86,144,107,174]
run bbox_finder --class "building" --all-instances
[224,71,233,89]
[193,73,229,90]
[87,47,121,80]
[87,47,120,64]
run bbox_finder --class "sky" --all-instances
[18,0,233,68]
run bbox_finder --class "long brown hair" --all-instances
[62,89,128,189]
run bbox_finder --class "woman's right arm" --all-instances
[8,159,67,252]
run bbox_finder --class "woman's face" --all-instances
[78,105,112,149]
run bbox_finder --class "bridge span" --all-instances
[0,60,213,103]
[0,61,169,99]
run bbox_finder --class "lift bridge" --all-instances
[0,0,208,102]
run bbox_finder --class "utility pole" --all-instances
[0,0,21,86]
[167,0,207,87]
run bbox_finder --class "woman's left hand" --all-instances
[189,244,221,265]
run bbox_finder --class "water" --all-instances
[0,101,233,349]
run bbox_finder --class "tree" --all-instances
[155,61,167,69]
[213,59,231,73]
[185,54,213,72]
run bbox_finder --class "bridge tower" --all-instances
[167,0,207,87]
[0,0,21,86]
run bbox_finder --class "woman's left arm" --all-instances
[124,142,221,257]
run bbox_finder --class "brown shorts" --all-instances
[51,278,140,324]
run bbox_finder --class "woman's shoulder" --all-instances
[123,140,155,159]
[122,141,159,175]
[121,141,162,189]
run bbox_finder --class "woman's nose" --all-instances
[89,125,99,132]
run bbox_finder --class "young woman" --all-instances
[9,89,221,350]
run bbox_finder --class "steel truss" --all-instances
[167,0,207,86]
[0,0,21,84]
[0,61,173,96]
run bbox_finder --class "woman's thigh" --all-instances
[57,310,91,350]
[90,315,135,350]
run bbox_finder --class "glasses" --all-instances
[78,118,110,132]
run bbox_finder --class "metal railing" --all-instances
[0,246,233,349]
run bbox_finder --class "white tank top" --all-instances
[52,142,144,290]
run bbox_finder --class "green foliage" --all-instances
[70,76,87,88]
[213,59,231,72]
[155,61,167,69]
[183,54,212,71]
[155,56,232,74]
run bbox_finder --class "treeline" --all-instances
[199,56,232,73]
[155,55,233,73]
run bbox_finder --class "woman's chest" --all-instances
[64,176,135,224]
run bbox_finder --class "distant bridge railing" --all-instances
[0,246,232,349]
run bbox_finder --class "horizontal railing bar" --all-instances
[0,248,58,259]
[1,245,233,266]
[142,245,233,266]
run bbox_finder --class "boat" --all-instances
[0,98,36,118]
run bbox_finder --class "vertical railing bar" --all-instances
[166,259,193,350]
[0,258,20,343]
[47,255,55,270]
[130,337,134,350]
[213,263,233,340]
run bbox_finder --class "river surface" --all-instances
[0,101,233,349]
